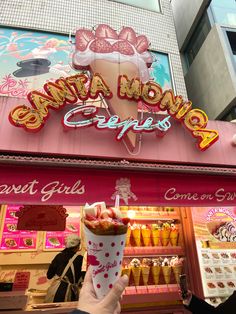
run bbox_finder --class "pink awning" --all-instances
[0,164,235,206]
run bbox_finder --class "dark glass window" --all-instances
[185,12,211,66]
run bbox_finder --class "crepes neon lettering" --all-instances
[8,73,219,151]
[63,104,171,140]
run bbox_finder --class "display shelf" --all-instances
[126,212,180,221]
[124,246,184,256]
[123,284,181,303]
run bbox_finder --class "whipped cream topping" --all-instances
[73,24,152,83]
[213,222,236,242]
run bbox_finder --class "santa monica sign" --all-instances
[9,73,219,151]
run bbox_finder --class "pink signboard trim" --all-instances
[0,164,235,206]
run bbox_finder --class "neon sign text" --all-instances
[9,73,219,151]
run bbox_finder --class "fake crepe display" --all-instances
[9,24,219,152]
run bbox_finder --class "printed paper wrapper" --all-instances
[151,265,161,285]
[162,266,172,284]
[170,230,179,246]
[84,226,126,299]
[152,229,161,246]
[141,266,150,285]
[161,230,170,246]
[172,265,182,283]
[131,266,141,286]
[141,229,151,246]
[132,228,141,246]
[125,227,131,246]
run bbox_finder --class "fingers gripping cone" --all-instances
[84,226,126,299]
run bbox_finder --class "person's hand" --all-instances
[178,289,192,306]
[77,267,128,314]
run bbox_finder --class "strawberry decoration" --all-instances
[90,38,113,53]
[113,40,134,56]
[75,29,95,51]
[119,27,137,45]
[135,35,149,53]
[95,24,118,39]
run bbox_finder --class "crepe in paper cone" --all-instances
[170,256,184,284]
[84,226,126,298]
[151,265,161,285]
[83,202,129,298]
[141,266,150,285]
[130,258,141,286]
[131,267,141,286]
[141,258,152,285]
[151,225,161,246]
[172,265,182,283]
[132,226,141,247]
[161,223,171,246]
[162,266,172,284]
[141,226,151,246]
[170,225,179,246]
[125,226,131,246]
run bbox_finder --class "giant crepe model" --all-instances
[73,24,152,151]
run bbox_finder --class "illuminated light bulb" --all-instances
[127,210,136,219]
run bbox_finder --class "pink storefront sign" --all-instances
[0,164,235,206]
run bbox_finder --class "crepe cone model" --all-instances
[141,225,151,246]
[207,221,236,242]
[73,24,152,151]
[121,263,131,285]
[125,225,131,246]
[170,223,179,246]
[130,258,141,286]
[141,258,152,285]
[151,224,161,246]
[151,258,162,285]
[131,224,141,246]
[161,222,171,246]
[162,258,172,284]
[83,202,130,298]
[170,256,184,284]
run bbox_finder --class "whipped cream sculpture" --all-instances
[213,222,236,242]
[73,24,152,150]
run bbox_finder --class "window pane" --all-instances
[211,0,236,27]
[109,0,161,12]
[185,12,211,66]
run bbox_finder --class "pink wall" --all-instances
[1,96,236,166]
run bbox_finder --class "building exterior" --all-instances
[0,0,187,99]
[171,0,236,121]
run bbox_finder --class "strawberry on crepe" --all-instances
[83,202,130,235]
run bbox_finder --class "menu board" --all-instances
[0,205,37,251]
[192,207,236,299]
[44,207,80,250]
